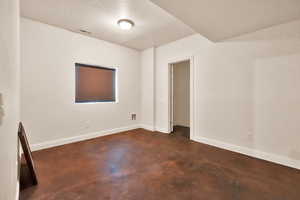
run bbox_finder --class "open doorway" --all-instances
[169,60,190,139]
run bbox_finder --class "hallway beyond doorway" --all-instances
[171,125,190,139]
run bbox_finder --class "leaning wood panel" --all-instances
[18,122,38,185]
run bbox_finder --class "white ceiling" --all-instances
[21,0,300,49]
[150,0,300,41]
[20,0,195,50]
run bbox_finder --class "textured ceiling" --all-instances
[20,0,195,50]
[150,0,300,41]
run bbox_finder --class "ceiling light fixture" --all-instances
[117,19,134,30]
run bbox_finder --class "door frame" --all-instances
[168,56,195,140]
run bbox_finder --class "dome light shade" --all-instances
[118,19,134,30]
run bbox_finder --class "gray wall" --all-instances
[0,0,20,199]
[173,61,190,127]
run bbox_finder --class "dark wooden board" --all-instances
[18,122,38,185]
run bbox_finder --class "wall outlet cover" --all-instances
[131,113,136,120]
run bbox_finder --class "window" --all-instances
[75,63,116,103]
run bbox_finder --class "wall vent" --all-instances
[79,29,92,34]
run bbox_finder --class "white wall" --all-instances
[173,61,190,127]
[21,18,141,147]
[0,0,20,199]
[20,14,300,169]
[155,35,211,132]
[154,19,300,168]
[140,48,155,130]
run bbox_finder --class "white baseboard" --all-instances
[140,124,155,131]
[31,125,300,170]
[155,126,169,133]
[31,124,140,151]
[192,136,300,170]
[15,180,19,200]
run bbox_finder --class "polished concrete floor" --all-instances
[20,128,300,200]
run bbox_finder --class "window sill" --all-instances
[75,101,118,104]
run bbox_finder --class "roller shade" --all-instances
[75,63,116,103]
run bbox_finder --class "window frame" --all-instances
[75,63,118,104]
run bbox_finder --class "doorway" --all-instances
[169,60,191,139]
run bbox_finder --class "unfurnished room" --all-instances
[1,0,300,199]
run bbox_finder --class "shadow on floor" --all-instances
[171,125,190,139]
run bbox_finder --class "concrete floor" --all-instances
[20,128,300,200]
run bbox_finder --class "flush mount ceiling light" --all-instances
[117,19,134,30]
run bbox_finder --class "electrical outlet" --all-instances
[247,131,254,140]
[131,113,136,120]
[81,120,90,130]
